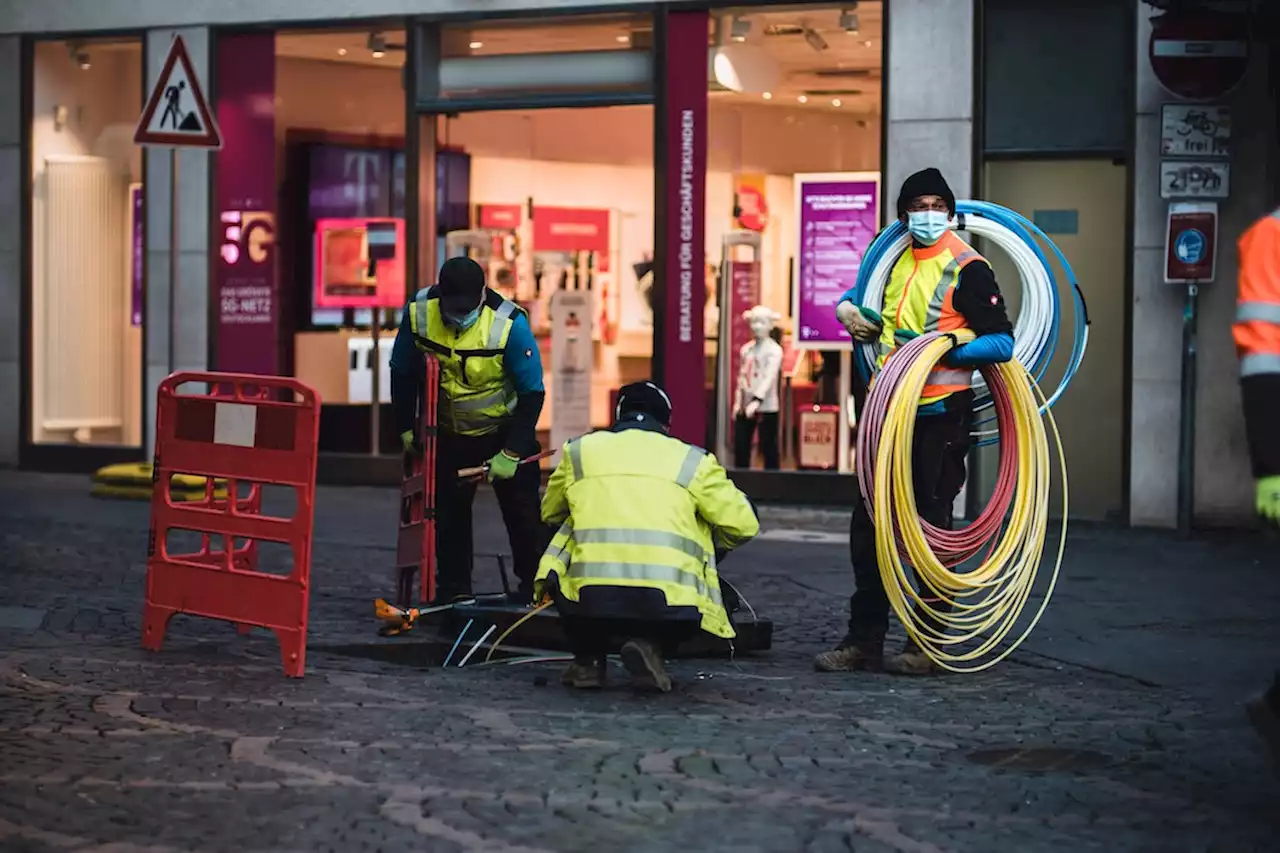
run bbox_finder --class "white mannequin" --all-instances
[734,306,783,418]
[733,306,784,470]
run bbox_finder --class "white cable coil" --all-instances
[859,215,1050,403]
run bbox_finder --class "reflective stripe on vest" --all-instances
[487,300,518,348]
[1237,301,1280,325]
[575,527,709,562]
[1241,353,1280,377]
[568,437,705,488]
[564,559,723,607]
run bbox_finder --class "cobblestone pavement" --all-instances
[0,471,1277,852]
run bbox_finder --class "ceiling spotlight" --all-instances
[840,9,860,33]
[863,40,873,48]
[730,17,751,42]
[469,41,483,50]
[798,94,808,104]
[616,34,631,44]
[831,98,842,107]
[76,52,91,70]
[337,47,348,56]
[367,33,388,58]
[762,91,772,100]
[803,27,829,53]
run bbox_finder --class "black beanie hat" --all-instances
[896,168,955,218]
[438,256,486,316]
[616,381,673,427]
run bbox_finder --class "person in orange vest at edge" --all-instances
[1234,208,1280,775]
[814,167,1015,676]
[390,256,549,606]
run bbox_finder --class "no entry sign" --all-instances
[1149,11,1249,101]
[1165,202,1218,284]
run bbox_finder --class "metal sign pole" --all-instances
[1177,280,1199,534]
[168,148,178,376]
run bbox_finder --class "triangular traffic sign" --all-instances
[134,35,222,149]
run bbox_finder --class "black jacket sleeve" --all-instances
[952,262,1014,337]
[504,391,546,459]
[389,306,424,437]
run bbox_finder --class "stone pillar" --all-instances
[0,37,20,466]
[144,28,211,454]
[1130,4,1273,527]
[885,0,975,516]
[884,0,975,213]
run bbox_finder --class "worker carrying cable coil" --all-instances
[815,167,1016,676]
[534,381,760,693]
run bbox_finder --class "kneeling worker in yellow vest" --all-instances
[534,381,760,693]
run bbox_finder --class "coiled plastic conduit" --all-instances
[856,330,1068,673]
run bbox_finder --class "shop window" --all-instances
[29,38,144,446]
[271,28,409,449]
[704,4,884,471]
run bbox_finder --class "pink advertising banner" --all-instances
[793,173,880,350]
[215,32,278,374]
[659,10,709,446]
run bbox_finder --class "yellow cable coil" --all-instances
[872,333,1068,673]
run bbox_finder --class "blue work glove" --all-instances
[486,450,520,483]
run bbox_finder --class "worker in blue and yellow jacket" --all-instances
[535,381,760,693]
[816,167,1015,677]
[390,257,548,605]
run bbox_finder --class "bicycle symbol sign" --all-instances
[1160,104,1230,158]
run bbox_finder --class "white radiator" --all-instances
[38,156,127,436]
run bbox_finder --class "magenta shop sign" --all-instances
[214,32,279,375]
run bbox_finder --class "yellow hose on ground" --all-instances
[872,333,1068,673]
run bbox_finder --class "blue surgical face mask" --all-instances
[907,210,951,246]
[447,307,481,331]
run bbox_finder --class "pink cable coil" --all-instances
[855,332,1019,568]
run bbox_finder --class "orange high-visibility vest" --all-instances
[878,230,985,404]
[1235,209,1280,379]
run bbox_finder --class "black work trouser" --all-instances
[846,402,973,645]
[733,412,780,470]
[434,428,549,599]
[562,615,699,660]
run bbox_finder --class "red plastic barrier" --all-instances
[141,373,321,677]
[396,355,439,606]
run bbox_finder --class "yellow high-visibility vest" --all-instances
[535,426,760,639]
[409,288,522,436]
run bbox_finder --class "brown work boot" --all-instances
[1246,688,1280,777]
[813,638,884,673]
[620,639,673,693]
[883,640,940,676]
[560,656,606,689]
